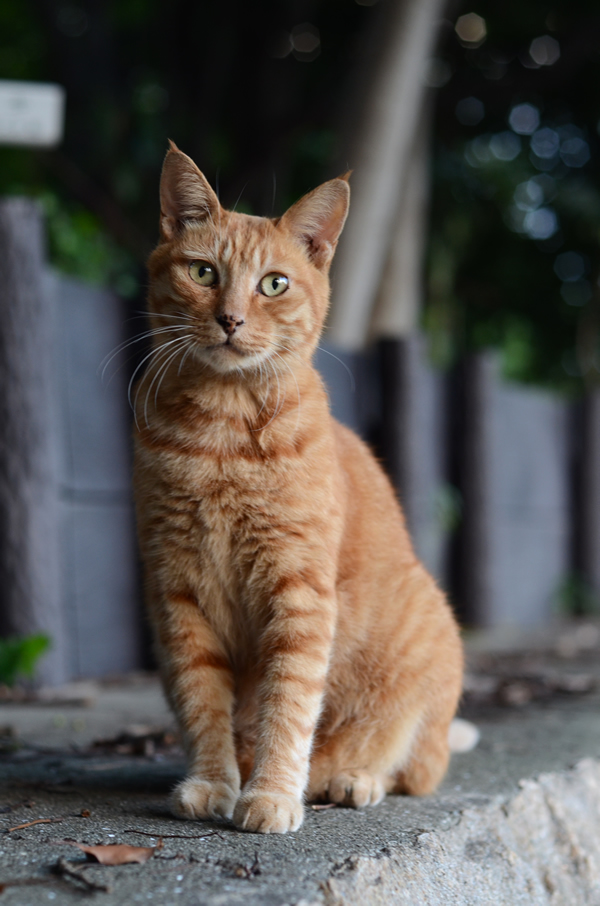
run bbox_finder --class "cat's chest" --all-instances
[155,445,319,552]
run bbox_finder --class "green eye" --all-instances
[260,273,289,297]
[189,260,217,286]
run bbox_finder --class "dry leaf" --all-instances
[68,840,161,865]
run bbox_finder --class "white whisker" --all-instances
[144,337,193,427]
[99,325,189,381]
[128,335,192,427]
[316,345,356,393]
[252,357,286,431]
[178,340,197,375]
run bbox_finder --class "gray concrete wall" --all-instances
[0,202,142,685]
[48,271,142,678]
[0,200,68,685]
[463,353,571,627]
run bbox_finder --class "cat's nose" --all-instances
[216,313,245,335]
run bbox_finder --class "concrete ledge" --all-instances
[1,656,600,905]
[322,759,600,906]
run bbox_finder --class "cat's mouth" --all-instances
[204,338,250,358]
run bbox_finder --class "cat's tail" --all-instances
[448,718,480,753]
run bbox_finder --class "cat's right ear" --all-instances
[279,175,350,271]
[159,141,220,240]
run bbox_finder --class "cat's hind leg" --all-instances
[308,651,462,806]
[392,710,453,796]
[307,714,418,807]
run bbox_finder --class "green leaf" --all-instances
[0,635,51,687]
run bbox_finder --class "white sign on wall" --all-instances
[0,80,65,148]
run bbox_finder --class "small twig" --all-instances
[311,802,337,810]
[53,857,111,893]
[5,818,64,833]
[124,827,224,840]
[250,850,261,876]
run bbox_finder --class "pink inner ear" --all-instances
[281,179,350,267]
[159,149,220,231]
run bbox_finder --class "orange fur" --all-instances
[133,144,463,834]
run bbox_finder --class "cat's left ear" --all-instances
[279,175,350,270]
[159,141,220,240]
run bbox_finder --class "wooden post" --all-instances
[0,199,68,684]
[327,0,445,350]
[460,354,494,625]
[378,336,449,583]
[580,391,600,600]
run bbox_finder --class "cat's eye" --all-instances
[189,260,218,286]
[260,273,289,297]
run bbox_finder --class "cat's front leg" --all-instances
[152,592,240,821]
[233,581,336,834]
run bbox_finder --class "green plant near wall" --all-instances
[554,573,600,617]
[0,635,50,687]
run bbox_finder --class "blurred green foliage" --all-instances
[0,0,598,390]
[427,0,600,391]
[0,634,50,686]
[554,573,600,616]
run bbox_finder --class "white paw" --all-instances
[233,790,304,834]
[328,770,385,808]
[448,718,480,753]
[170,777,239,821]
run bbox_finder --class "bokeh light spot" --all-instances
[523,207,558,240]
[560,137,590,168]
[530,128,559,159]
[529,35,560,66]
[290,23,321,61]
[554,251,586,282]
[455,13,487,46]
[513,180,544,211]
[455,97,485,126]
[509,104,540,135]
[489,131,521,160]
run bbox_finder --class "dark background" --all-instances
[1,0,599,393]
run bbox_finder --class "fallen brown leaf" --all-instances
[67,840,162,865]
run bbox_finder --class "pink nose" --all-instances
[216,314,245,335]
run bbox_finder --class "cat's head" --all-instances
[147,142,349,376]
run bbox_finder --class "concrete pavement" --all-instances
[0,623,599,905]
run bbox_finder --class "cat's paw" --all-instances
[170,777,239,821]
[328,770,385,808]
[233,790,304,834]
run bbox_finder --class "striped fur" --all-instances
[133,144,463,834]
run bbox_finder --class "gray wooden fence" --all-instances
[0,199,141,685]
[1,201,598,684]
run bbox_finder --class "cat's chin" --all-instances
[194,343,266,375]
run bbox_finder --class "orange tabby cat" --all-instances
[133,142,463,834]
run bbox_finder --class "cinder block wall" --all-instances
[0,201,142,684]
